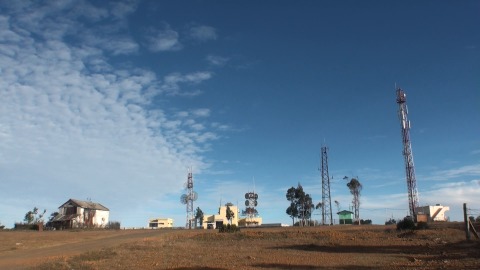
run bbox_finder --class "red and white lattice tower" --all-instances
[396,88,419,220]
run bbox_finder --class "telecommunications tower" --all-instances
[180,168,198,229]
[243,191,259,225]
[396,88,419,220]
[321,146,333,225]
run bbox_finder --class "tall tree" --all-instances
[346,178,362,224]
[334,200,341,213]
[286,183,314,226]
[194,207,204,228]
[299,193,314,226]
[316,202,324,225]
[225,205,234,225]
[286,202,298,226]
[24,207,46,224]
[286,186,298,225]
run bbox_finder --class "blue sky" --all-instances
[0,1,479,228]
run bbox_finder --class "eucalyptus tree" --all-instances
[346,178,362,224]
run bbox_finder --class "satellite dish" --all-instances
[254,201,258,206]
[255,193,258,199]
[180,194,188,204]
[245,193,249,199]
[191,191,198,201]
[245,200,249,206]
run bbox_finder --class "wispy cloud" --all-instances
[160,71,213,96]
[188,25,217,42]
[425,163,480,181]
[145,24,182,52]
[471,149,480,155]
[206,54,229,66]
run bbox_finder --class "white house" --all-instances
[51,199,109,229]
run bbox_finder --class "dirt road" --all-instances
[0,229,175,269]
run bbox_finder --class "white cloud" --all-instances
[189,25,217,42]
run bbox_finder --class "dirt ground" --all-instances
[0,223,479,269]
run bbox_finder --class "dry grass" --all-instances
[1,224,478,269]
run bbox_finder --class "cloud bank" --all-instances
[0,1,218,227]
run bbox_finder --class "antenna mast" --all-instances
[396,88,419,220]
[180,167,197,229]
[321,146,333,225]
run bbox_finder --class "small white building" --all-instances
[51,199,109,229]
[416,204,450,222]
[148,218,174,228]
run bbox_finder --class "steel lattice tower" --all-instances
[186,169,194,228]
[321,146,333,225]
[396,88,419,220]
[180,168,197,229]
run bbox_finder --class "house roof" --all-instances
[51,213,80,222]
[60,199,109,211]
[337,210,354,215]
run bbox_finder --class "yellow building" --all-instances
[148,218,173,228]
[202,204,239,229]
[238,216,263,227]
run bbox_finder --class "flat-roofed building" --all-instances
[148,218,173,228]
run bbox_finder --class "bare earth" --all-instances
[0,223,479,270]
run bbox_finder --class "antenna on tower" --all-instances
[320,146,333,225]
[396,87,420,221]
[180,167,198,229]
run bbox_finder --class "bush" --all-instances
[385,218,396,225]
[218,224,240,233]
[106,221,121,230]
[415,221,429,230]
[360,219,372,225]
[14,223,41,230]
[396,217,415,231]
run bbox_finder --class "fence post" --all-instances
[464,203,471,241]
